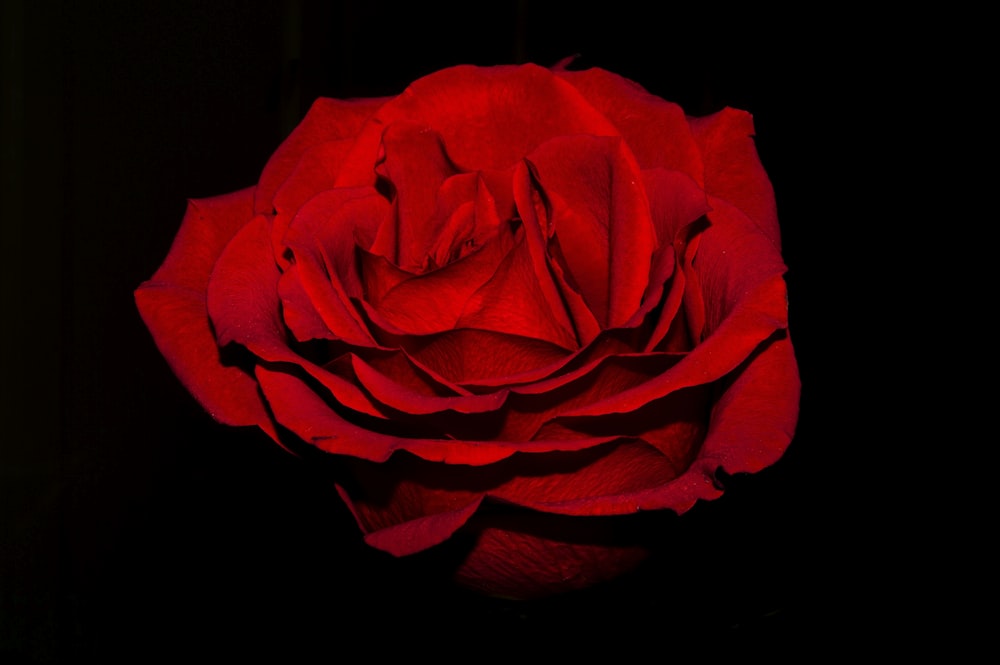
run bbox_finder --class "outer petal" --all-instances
[452,512,650,599]
[697,332,800,474]
[555,195,791,417]
[689,107,782,250]
[340,487,485,557]
[254,96,388,214]
[519,331,799,517]
[255,365,621,465]
[135,188,277,439]
[206,215,388,420]
[270,138,357,269]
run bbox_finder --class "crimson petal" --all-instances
[255,364,620,465]
[135,188,278,440]
[525,135,657,329]
[689,107,782,250]
[255,96,388,214]
[206,215,387,420]
[556,66,704,180]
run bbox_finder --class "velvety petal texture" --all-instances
[135,62,800,600]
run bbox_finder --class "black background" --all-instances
[2,1,877,661]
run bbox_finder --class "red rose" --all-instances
[135,62,800,599]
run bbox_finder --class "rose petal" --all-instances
[391,329,572,387]
[695,332,800,474]
[452,512,649,599]
[340,484,485,557]
[423,172,506,269]
[144,188,256,293]
[555,65,704,181]
[455,228,580,349]
[277,261,338,342]
[638,169,710,301]
[522,332,799,517]
[525,134,657,329]
[637,169,710,351]
[349,354,509,416]
[135,285,278,441]
[255,364,620,465]
[369,123,460,269]
[135,188,278,440]
[368,219,519,334]
[496,353,685,441]
[255,96,388,214]
[488,441,682,511]
[555,196,790,417]
[512,161,597,345]
[333,438,681,551]
[689,107,782,250]
[206,215,387,420]
[270,138,356,268]
[332,64,622,189]
[281,188,389,345]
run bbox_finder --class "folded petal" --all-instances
[513,161,597,345]
[555,196,790,417]
[525,135,657,329]
[206,215,387,419]
[455,228,580,349]
[368,220,519,335]
[369,123,459,269]
[497,352,685,441]
[530,332,799,517]
[281,188,389,345]
[349,354,509,416]
[255,365,619,465]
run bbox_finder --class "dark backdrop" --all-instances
[2,1,864,661]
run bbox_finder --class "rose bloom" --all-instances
[135,62,800,599]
